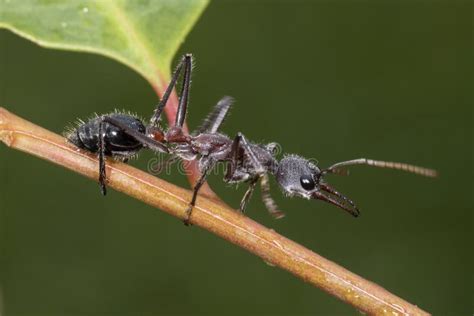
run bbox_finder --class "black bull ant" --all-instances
[65,54,437,224]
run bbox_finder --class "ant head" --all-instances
[275,155,359,217]
[276,155,322,198]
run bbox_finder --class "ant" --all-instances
[66,54,437,225]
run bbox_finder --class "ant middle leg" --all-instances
[183,158,214,226]
[196,96,234,134]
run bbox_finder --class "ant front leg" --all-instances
[225,132,266,213]
[183,158,214,226]
[239,177,259,213]
[260,174,284,218]
[225,132,265,180]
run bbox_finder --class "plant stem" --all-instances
[0,107,430,316]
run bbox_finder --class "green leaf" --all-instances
[0,0,217,199]
[0,0,209,88]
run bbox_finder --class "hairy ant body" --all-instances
[66,54,437,224]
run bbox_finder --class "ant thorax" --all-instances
[170,143,198,161]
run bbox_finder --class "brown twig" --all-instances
[0,107,430,316]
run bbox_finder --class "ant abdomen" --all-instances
[68,113,146,158]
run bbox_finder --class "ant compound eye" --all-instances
[300,175,315,191]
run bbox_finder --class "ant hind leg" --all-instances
[102,116,168,154]
[98,119,107,195]
[175,54,193,128]
[149,55,187,127]
[96,115,170,195]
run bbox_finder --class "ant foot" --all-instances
[100,183,107,196]
[271,210,285,219]
[183,204,194,226]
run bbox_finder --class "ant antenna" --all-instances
[323,158,438,178]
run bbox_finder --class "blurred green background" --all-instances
[0,1,472,315]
